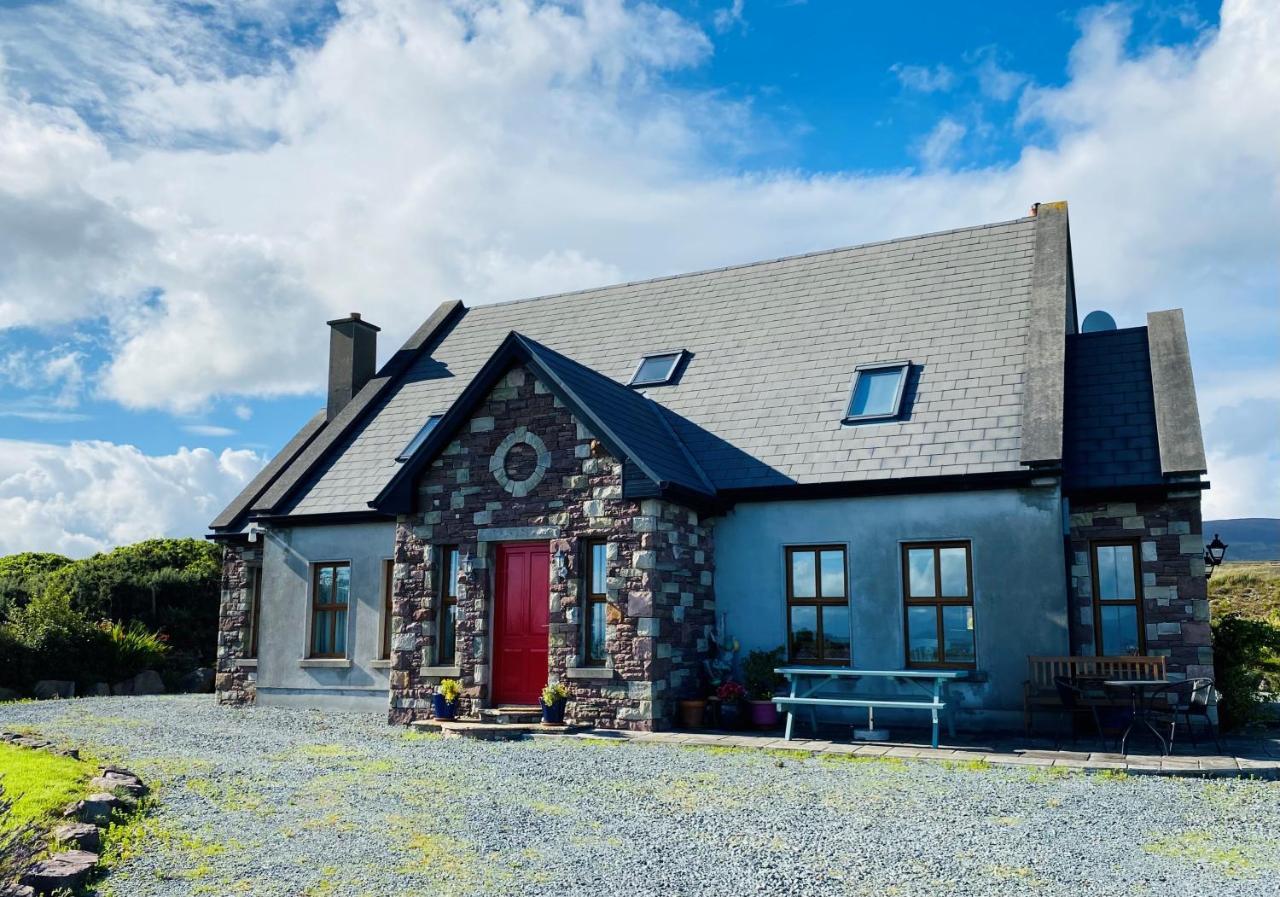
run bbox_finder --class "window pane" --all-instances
[789,605,818,661]
[446,549,459,598]
[1098,545,1136,600]
[819,550,846,598]
[848,367,903,417]
[332,609,347,655]
[317,566,333,604]
[634,353,679,384]
[588,601,606,663]
[907,606,939,663]
[820,605,851,663]
[312,610,331,656]
[942,605,975,664]
[1099,605,1140,655]
[334,566,350,605]
[590,543,607,594]
[791,551,817,599]
[907,549,935,598]
[398,414,443,461]
[939,547,968,597]
[439,604,456,664]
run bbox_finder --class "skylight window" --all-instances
[628,350,687,387]
[397,414,443,462]
[844,362,910,423]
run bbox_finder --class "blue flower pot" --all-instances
[541,698,567,725]
[432,693,458,720]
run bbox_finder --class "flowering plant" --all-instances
[716,680,746,702]
[541,682,569,706]
[437,678,463,703]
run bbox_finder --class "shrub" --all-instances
[99,620,170,683]
[743,647,785,700]
[540,682,569,706]
[0,783,40,885]
[1211,612,1280,730]
[438,678,463,703]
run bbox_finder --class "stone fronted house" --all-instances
[209,202,1212,731]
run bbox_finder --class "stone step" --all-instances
[478,706,543,725]
[409,719,586,742]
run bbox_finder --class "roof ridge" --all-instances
[467,215,1036,312]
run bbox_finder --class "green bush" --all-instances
[98,620,170,683]
[743,647,786,700]
[1211,612,1280,730]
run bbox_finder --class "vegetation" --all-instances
[0,783,41,887]
[743,647,785,700]
[0,538,220,696]
[1209,563,1280,730]
[1210,564,1280,624]
[437,679,463,703]
[540,682,568,706]
[0,742,89,831]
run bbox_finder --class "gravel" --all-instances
[3,695,1279,896]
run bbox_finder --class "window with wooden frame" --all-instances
[245,566,262,659]
[785,546,850,664]
[1090,540,1144,655]
[583,541,608,666]
[436,547,459,665]
[309,562,350,658]
[902,542,975,668]
[379,559,395,660]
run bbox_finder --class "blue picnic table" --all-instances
[774,666,967,748]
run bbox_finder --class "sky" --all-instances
[0,0,1276,557]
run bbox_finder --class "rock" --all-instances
[14,736,51,750]
[19,850,98,895]
[177,667,215,693]
[71,793,124,825]
[32,680,74,700]
[130,670,165,695]
[0,883,36,897]
[91,774,146,799]
[87,682,112,697]
[110,679,132,696]
[52,822,101,853]
[57,748,81,760]
[0,686,19,702]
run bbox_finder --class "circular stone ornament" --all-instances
[489,428,551,496]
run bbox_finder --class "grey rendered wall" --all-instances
[715,486,1069,729]
[255,521,396,711]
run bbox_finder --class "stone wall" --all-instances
[214,542,261,705]
[1066,492,1213,680]
[388,364,715,729]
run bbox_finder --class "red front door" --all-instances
[492,542,550,706]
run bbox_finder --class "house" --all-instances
[208,201,1213,732]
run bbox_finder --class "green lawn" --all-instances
[0,741,89,831]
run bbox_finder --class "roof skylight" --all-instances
[844,362,910,423]
[397,414,443,462]
[629,350,687,387]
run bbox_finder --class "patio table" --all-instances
[774,667,966,748]
[1103,679,1170,756]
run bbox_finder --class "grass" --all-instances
[0,741,90,831]
[1210,563,1280,623]
[1143,830,1280,878]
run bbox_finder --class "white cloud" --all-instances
[0,440,264,557]
[233,404,253,421]
[916,117,967,168]
[891,62,955,93]
[713,0,746,35]
[182,424,237,436]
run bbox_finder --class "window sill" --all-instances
[566,666,614,680]
[420,665,461,678]
[236,658,258,669]
[369,659,392,670]
[298,658,352,669]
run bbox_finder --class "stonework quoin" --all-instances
[215,542,261,705]
[1067,493,1213,681]
[387,363,716,729]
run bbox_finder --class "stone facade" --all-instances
[214,542,261,705]
[388,364,716,729]
[1066,492,1213,681]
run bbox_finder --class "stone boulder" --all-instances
[131,670,165,695]
[0,686,19,702]
[91,772,146,799]
[31,680,74,700]
[19,850,97,895]
[67,793,125,825]
[51,821,101,853]
[87,682,112,697]
[177,667,215,693]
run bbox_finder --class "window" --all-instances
[785,546,850,664]
[245,566,262,659]
[628,350,686,387]
[583,541,608,666]
[380,559,395,660]
[437,547,459,665]
[309,562,350,658]
[1091,541,1144,655]
[902,542,975,668]
[397,414,443,462]
[844,362,909,422]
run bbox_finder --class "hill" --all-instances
[1203,518,1280,562]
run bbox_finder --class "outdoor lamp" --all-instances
[458,551,474,579]
[553,547,569,581]
[1203,534,1228,579]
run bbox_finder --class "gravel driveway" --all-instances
[2,696,1278,896]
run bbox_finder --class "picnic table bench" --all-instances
[774,667,968,748]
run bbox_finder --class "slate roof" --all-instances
[1062,327,1163,490]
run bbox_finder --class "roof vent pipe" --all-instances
[326,312,380,420]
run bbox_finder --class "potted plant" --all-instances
[744,647,785,728]
[540,682,569,725]
[678,687,707,729]
[716,680,747,729]
[432,678,462,720]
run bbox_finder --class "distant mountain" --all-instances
[1203,518,1280,562]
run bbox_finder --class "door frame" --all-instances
[488,540,552,706]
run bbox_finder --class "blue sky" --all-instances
[0,0,1274,555]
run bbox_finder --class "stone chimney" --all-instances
[326,312,380,420]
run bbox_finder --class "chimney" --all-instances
[326,312,380,420]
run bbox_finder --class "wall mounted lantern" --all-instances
[553,547,569,582]
[1203,534,1228,579]
[458,551,474,579]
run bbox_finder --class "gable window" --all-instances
[397,414,443,462]
[437,547,459,665]
[380,559,395,660]
[844,361,909,422]
[902,542,975,668]
[310,562,350,658]
[1091,541,1144,655]
[583,541,608,666]
[245,566,262,660]
[628,350,686,387]
[785,546,850,664]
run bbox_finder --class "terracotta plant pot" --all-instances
[678,699,707,729]
[749,700,780,728]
